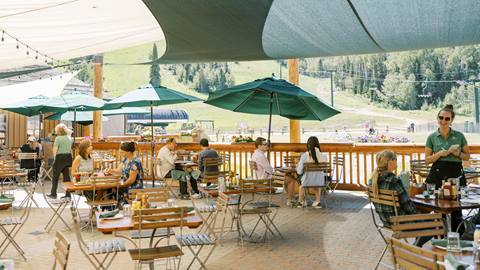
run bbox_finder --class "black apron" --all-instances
[425,160,466,188]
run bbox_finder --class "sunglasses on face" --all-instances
[438,116,451,121]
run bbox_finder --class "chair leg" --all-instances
[375,243,389,270]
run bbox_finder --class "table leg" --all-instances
[446,213,452,232]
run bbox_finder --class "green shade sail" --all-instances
[0,95,51,116]
[205,77,340,120]
[102,84,203,109]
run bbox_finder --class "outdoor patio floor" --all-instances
[7,186,392,270]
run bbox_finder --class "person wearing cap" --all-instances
[20,136,41,181]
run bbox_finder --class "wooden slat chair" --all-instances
[52,231,71,270]
[17,152,39,182]
[85,177,120,231]
[154,156,178,199]
[198,157,225,198]
[237,178,283,245]
[390,213,447,243]
[330,156,344,192]
[203,191,232,241]
[179,193,221,270]
[301,162,331,208]
[410,160,432,184]
[367,188,400,270]
[390,238,445,270]
[128,188,174,241]
[0,200,32,261]
[129,207,189,270]
[283,155,300,168]
[16,166,40,208]
[70,207,126,270]
[220,153,230,173]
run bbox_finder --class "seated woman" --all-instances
[105,142,144,202]
[296,136,328,208]
[71,139,95,200]
[370,149,430,247]
[71,139,94,182]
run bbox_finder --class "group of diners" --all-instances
[40,122,333,210]
[370,104,480,246]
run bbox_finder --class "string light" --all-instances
[1,27,59,66]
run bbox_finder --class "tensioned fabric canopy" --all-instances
[1,0,480,69]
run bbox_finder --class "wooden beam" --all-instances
[93,54,103,142]
[288,59,301,143]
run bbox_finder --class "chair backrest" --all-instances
[367,188,400,211]
[248,160,258,178]
[132,207,190,230]
[272,171,287,187]
[128,187,169,203]
[201,157,224,184]
[283,155,300,168]
[390,238,445,270]
[390,213,446,240]
[17,152,37,160]
[410,160,432,184]
[304,162,331,174]
[220,153,230,171]
[53,231,71,270]
[239,178,274,195]
[70,207,87,249]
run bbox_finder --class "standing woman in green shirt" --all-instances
[48,124,73,199]
[425,104,470,232]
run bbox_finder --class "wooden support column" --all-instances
[93,55,103,142]
[288,59,301,143]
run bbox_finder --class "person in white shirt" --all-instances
[296,136,328,208]
[251,137,273,179]
[157,138,200,198]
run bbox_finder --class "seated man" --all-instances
[196,138,219,183]
[157,138,200,199]
[251,137,273,179]
[20,136,41,181]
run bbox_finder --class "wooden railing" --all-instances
[87,142,480,191]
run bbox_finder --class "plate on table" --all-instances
[414,194,435,200]
[100,213,124,220]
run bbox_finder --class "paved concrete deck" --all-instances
[3,186,391,270]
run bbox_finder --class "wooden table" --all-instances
[411,195,480,231]
[96,213,202,233]
[411,196,480,215]
[424,245,475,267]
[64,180,126,192]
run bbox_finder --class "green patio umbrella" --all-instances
[0,95,52,138]
[205,77,341,144]
[102,107,149,116]
[47,111,109,125]
[103,84,203,185]
[36,92,106,141]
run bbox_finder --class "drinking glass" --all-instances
[447,232,461,253]
[123,204,131,217]
[426,183,436,195]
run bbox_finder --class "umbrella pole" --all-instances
[267,93,273,161]
[73,108,76,144]
[150,104,155,187]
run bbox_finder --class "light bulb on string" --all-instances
[26,46,29,55]
[35,51,38,60]
[16,39,19,49]
[1,31,4,42]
